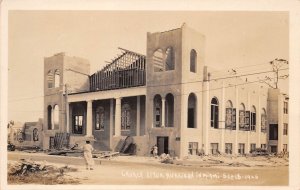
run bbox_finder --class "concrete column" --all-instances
[220,81,226,153]
[235,87,239,155]
[136,96,141,136]
[86,100,93,137]
[202,80,210,155]
[161,97,166,127]
[115,97,122,136]
[109,99,114,148]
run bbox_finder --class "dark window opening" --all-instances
[269,124,278,140]
[190,49,197,73]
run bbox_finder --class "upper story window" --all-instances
[153,49,164,72]
[165,47,175,71]
[190,49,197,73]
[47,70,54,88]
[121,103,131,130]
[225,100,236,130]
[210,97,219,129]
[153,95,162,127]
[54,69,60,88]
[284,101,288,114]
[250,106,256,131]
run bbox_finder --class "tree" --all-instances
[260,58,289,89]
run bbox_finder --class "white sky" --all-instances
[8,11,289,122]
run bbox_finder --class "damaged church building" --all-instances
[43,24,289,158]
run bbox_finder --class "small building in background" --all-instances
[8,118,44,148]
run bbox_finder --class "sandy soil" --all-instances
[7,152,289,186]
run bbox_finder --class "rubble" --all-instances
[8,159,79,184]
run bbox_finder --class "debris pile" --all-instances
[160,153,174,164]
[8,159,79,184]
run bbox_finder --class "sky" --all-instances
[8,11,289,122]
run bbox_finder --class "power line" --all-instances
[7,68,288,102]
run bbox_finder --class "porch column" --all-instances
[86,100,93,137]
[136,96,140,136]
[161,97,166,127]
[115,97,122,136]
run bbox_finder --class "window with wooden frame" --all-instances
[121,103,131,130]
[95,106,105,131]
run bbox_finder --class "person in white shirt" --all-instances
[83,141,95,170]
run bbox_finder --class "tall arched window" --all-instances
[47,70,54,88]
[73,104,84,134]
[211,97,219,128]
[121,103,131,130]
[47,105,52,129]
[187,93,197,128]
[190,49,197,73]
[153,49,164,72]
[239,103,246,130]
[95,106,105,130]
[53,105,59,130]
[54,69,60,88]
[250,106,256,131]
[261,108,267,132]
[225,100,236,130]
[165,93,174,127]
[33,128,39,141]
[165,47,175,71]
[153,95,162,127]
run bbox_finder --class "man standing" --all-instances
[83,140,95,170]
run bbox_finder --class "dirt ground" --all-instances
[7,152,289,186]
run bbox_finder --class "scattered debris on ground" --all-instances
[8,159,79,184]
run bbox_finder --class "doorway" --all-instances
[270,145,277,153]
[157,136,169,155]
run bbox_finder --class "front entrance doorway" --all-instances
[157,136,169,155]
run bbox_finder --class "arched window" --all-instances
[261,108,267,132]
[53,105,59,130]
[190,49,197,73]
[47,105,52,130]
[73,104,84,134]
[211,97,219,128]
[225,100,236,130]
[153,95,162,127]
[47,70,54,88]
[165,93,174,127]
[165,47,175,71]
[54,69,60,88]
[239,103,246,130]
[153,49,164,72]
[250,106,256,131]
[121,103,131,130]
[188,93,197,128]
[95,106,105,130]
[33,128,39,141]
